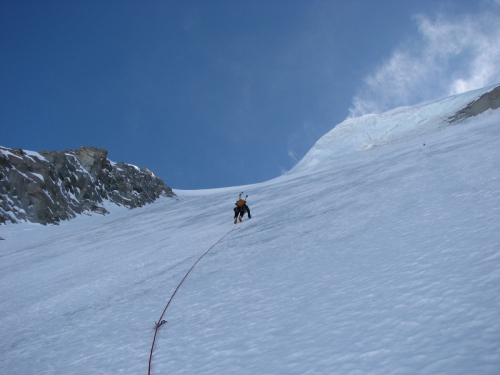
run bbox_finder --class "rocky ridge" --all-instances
[447,85,500,123]
[0,146,175,225]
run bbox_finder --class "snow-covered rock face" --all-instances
[290,84,500,173]
[0,146,175,225]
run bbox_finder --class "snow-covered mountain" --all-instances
[291,84,500,172]
[1,86,499,374]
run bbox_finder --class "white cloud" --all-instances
[349,10,500,118]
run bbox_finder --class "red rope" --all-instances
[148,225,238,375]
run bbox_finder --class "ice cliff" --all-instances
[290,85,500,173]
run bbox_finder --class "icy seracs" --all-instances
[290,84,500,173]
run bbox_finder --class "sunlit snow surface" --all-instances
[290,85,498,173]
[1,100,500,374]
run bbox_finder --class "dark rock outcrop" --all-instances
[447,85,500,123]
[0,146,175,225]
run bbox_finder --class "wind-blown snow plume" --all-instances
[349,10,500,117]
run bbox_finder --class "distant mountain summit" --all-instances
[0,146,175,225]
[291,84,500,173]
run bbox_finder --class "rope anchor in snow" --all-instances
[154,320,167,329]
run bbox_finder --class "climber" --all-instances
[234,193,251,224]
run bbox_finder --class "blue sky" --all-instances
[1,0,499,189]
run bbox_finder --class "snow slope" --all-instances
[1,88,500,374]
[290,85,499,173]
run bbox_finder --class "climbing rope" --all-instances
[148,225,239,375]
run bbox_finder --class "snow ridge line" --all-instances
[148,224,240,375]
